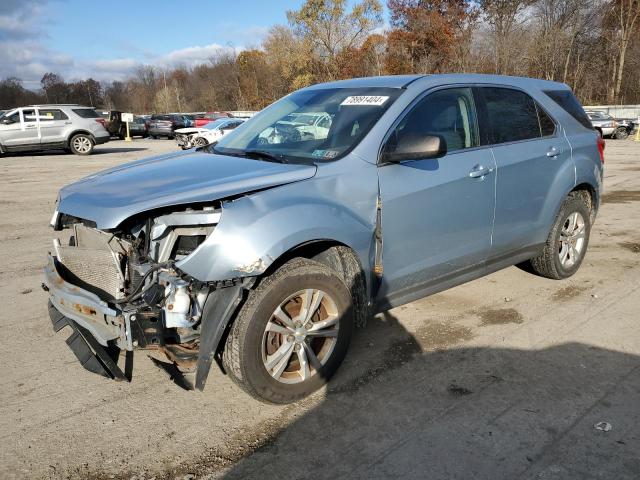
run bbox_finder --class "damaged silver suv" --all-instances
[45,74,603,403]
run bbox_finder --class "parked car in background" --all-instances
[182,114,196,128]
[127,116,148,138]
[44,74,602,404]
[0,104,109,155]
[586,111,617,138]
[612,118,635,139]
[174,118,245,149]
[258,111,332,144]
[96,110,124,138]
[194,111,231,127]
[148,114,188,139]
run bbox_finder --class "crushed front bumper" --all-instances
[44,254,125,347]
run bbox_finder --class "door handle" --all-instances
[25,125,37,129]
[546,146,561,157]
[469,165,493,178]
[64,121,72,125]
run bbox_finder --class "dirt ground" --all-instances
[1,138,639,480]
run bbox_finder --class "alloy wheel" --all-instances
[558,211,586,268]
[261,289,339,384]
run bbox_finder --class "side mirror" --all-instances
[1,118,11,125]
[382,134,447,163]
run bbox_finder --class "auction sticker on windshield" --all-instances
[341,96,389,106]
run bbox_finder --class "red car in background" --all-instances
[194,111,232,127]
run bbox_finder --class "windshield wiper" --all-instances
[243,149,289,164]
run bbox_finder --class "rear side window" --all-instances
[481,88,541,144]
[543,90,592,130]
[72,108,100,119]
[39,109,69,121]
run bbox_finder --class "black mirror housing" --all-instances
[382,134,447,163]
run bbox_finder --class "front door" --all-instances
[377,87,496,305]
[0,108,40,147]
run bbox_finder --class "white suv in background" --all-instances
[0,105,110,155]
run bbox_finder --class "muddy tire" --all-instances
[528,193,592,279]
[222,258,353,404]
[69,134,94,155]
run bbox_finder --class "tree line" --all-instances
[1,0,638,113]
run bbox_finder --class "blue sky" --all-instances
[0,0,320,89]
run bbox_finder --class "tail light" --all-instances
[597,136,605,164]
[95,119,107,128]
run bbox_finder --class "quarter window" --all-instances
[387,87,479,155]
[538,106,556,137]
[482,88,541,144]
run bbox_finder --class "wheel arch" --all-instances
[259,239,370,328]
[66,130,96,146]
[570,182,598,224]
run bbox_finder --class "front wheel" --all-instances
[528,193,591,279]
[223,258,353,404]
[69,134,94,155]
[194,137,209,147]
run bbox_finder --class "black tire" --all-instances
[614,127,629,140]
[222,258,354,404]
[194,137,209,147]
[69,134,94,155]
[528,192,592,279]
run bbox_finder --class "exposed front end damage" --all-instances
[44,205,250,389]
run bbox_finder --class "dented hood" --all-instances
[57,150,317,229]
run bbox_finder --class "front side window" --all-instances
[214,87,402,163]
[385,87,479,156]
[482,88,541,144]
[3,111,20,124]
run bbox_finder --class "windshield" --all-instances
[204,119,228,130]
[214,87,402,163]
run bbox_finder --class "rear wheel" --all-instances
[69,134,94,155]
[529,193,591,279]
[223,258,353,404]
[614,127,629,140]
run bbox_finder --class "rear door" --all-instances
[38,108,70,144]
[476,86,572,257]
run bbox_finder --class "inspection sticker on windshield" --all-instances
[312,149,339,159]
[341,95,389,106]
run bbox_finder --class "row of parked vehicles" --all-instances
[0,102,635,157]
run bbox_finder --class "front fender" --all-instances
[177,156,379,285]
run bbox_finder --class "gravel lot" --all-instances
[1,138,639,480]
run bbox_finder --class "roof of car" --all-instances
[26,104,90,107]
[304,74,569,91]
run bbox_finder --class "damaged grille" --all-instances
[54,224,132,300]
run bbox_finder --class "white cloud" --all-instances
[0,1,259,90]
